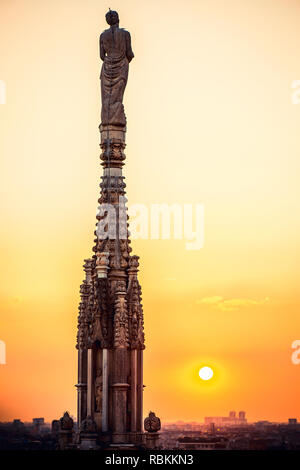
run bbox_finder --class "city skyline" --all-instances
[1,0,300,424]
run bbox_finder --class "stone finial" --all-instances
[114,281,129,349]
[144,411,161,433]
[83,258,93,283]
[58,412,74,450]
[59,411,74,431]
[95,251,110,278]
[80,415,97,434]
[128,255,139,270]
[79,415,98,450]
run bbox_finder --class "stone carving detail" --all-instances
[95,251,110,278]
[77,59,145,346]
[144,412,161,433]
[100,176,126,194]
[76,281,91,350]
[128,255,139,269]
[100,9,134,128]
[91,313,104,344]
[97,277,110,346]
[128,280,144,349]
[137,282,145,348]
[114,284,129,349]
[100,142,126,169]
[60,412,74,431]
[75,9,153,446]
[119,239,130,268]
[76,258,95,350]
[95,368,103,413]
[80,415,97,434]
[127,256,145,349]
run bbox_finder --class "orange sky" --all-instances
[1,0,300,423]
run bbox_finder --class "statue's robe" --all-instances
[100,26,134,127]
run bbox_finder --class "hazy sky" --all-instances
[1,0,300,423]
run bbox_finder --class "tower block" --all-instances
[76,123,145,447]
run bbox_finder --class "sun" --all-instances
[199,366,214,381]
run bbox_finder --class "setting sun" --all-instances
[199,366,214,381]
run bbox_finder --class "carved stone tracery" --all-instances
[75,10,153,447]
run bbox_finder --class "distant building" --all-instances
[205,411,247,427]
[31,418,46,434]
[32,418,44,426]
[178,437,228,450]
[255,420,273,428]
[288,419,297,425]
[51,420,60,437]
[12,419,24,431]
[209,422,215,434]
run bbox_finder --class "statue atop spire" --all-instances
[73,12,160,450]
[100,10,134,127]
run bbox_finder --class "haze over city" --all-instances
[0,0,300,425]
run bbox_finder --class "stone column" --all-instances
[145,432,160,449]
[87,348,94,416]
[102,348,108,432]
[58,412,74,450]
[76,258,92,430]
[130,349,137,432]
[112,348,129,443]
[137,349,143,431]
[76,348,87,429]
[112,382,130,442]
[110,281,130,443]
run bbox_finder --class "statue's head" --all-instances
[106,9,119,26]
